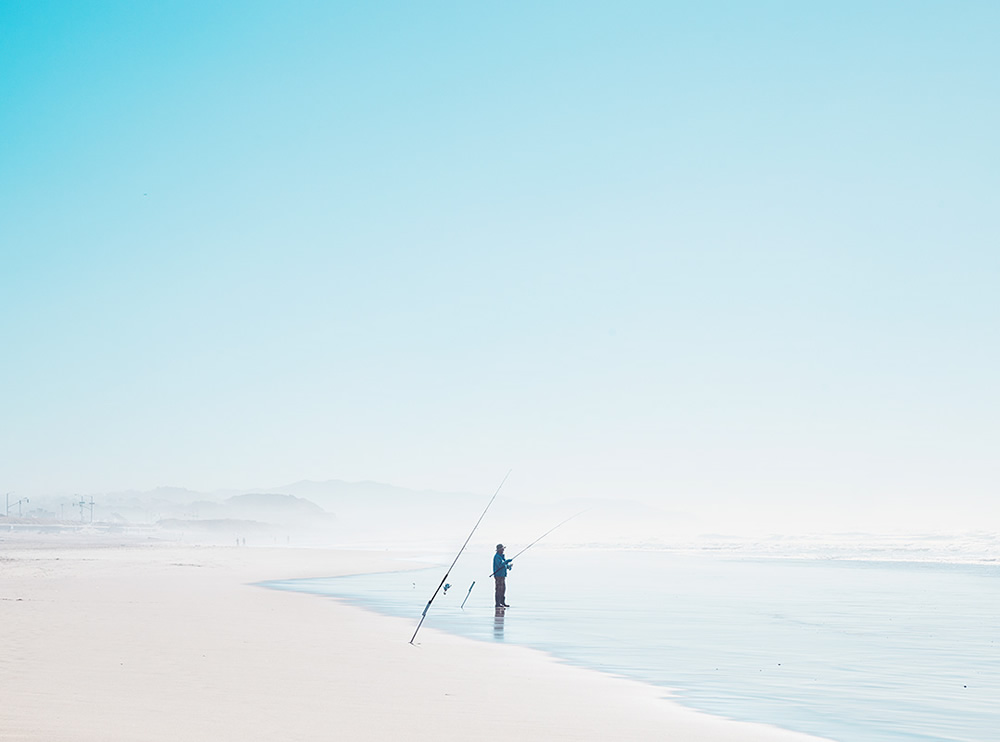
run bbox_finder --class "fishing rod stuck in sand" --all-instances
[409,470,511,644]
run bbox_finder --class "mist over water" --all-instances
[12,481,1000,568]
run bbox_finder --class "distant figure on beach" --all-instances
[493,543,512,607]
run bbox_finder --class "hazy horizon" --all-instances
[8,475,997,542]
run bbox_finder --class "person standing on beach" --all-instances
[493,543,512,607]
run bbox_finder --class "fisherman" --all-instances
[493,543,512,607]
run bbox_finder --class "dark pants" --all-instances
[494,576,506,606]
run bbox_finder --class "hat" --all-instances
[496,543,504,549]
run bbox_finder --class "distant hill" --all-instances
[175,492,337,537]
[25,479,692,549]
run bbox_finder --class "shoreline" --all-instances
[2,534,830,741]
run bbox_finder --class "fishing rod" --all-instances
[460,508,590,609]
[409,470,511,644]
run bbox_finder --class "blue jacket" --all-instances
[493,552,512,578]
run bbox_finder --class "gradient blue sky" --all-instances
[2,2,997,533]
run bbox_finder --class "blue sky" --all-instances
[2,2,998,533]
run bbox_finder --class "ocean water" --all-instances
[265,550,1000,742]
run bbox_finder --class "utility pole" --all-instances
[5,493,28,517]
[77,497,94,522]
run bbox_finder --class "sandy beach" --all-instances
[1,534,828,742]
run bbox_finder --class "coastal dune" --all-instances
[1,536,827,741]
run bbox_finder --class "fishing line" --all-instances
[460,508,590,609]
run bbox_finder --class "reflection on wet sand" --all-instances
[494,606,505,639]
